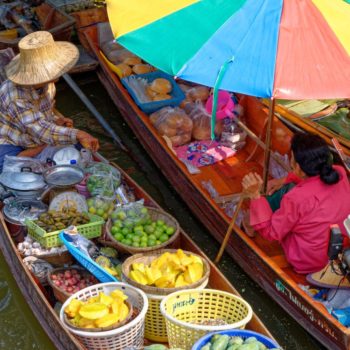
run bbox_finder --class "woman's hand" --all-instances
[242,172,263,199]
[267,177,286,195]
[77,131,99,152]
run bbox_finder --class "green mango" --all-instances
[211,335,230,350]
[237,344,259,350]
[200,344,211,350]
[244,337,257,344]
[227,345,241,350]
[229,337,244,345]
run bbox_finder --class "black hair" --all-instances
[291,132,339,185]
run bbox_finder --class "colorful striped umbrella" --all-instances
[107,0,350,100]
[107,0,350,188]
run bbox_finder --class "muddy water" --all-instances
[0,73,325,349]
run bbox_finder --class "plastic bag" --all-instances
[186,102,223,140]
[87,196,115,220]
[150,107,192,146]
[3,155,44,174]
[110,200,148,227]
[186,85,210,103]
[106,48,139,66]
[86,171,115,198]
[85,162,121,192]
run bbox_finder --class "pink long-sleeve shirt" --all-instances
[250,166,350,274]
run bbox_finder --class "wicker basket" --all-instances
[122,249,210,342]
[20,250,73,267]
[60,282,148,350]
[47,266,96,303]
[105,207,180,255]
[160,289,253,350]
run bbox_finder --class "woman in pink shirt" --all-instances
[242,133,350,274]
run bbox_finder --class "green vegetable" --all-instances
[244,337,257,344]
[211,334,230,350]
[256,341,267,350]
[143,345,168,350]
[227,345,240,350]
[237,344,259,350]
[229,337,244,346]
[200,344,211,350]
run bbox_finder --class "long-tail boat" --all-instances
[0,157,272,350]
[83,24,350,350]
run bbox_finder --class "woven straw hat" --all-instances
[6,31,79,85]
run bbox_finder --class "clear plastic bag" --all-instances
[86,171,115,198]
[85,162,121,191]
[3,155,45,174]
[186,102,223,140]
[86,195,115,220]
[150,107,192,146]
[110,200,149,227]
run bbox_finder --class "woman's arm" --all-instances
[17,145,47,158]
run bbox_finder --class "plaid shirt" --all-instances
[0,80,78,148]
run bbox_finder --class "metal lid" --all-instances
[0,171,46,191]
[3,198,47,224]
[43,165,84,187]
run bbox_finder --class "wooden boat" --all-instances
[263,99,350,157]
[0,157,272,350]
[83,24,350,350]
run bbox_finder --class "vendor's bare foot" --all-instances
[242,211,256,238]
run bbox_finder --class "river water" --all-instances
[0,73,325,349]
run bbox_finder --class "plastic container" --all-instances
[205,91,235,120]
[59,232,118,283]
[192,329,280,350]
[160,289,253,350]
[60,282,148,350]
[26,213,104,248]
[121,71,185,114]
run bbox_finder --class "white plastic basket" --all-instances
[59,282,148,350]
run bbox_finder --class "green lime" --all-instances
[111,226,119,235]
[166,227,175,235]
[128,209,137,217]
[126,233,133,241]
[124,239,132,246]
[140,242,147,248]
[96,208,104,217]
[88,207,96,214]
[121,228,129,235]
[132,241,140,247]
[87,198,94,207]
[156,240,161,245]
[116,211,127,221]
[146,219,152,225]
[124,219,134,228]
[159,234,169,243]
[140,207,148,215]
[144,225,154,234]
[141,236,148,243]
[154,229,163,239]
[132,236,140,243]
[114,233,123,241]
[113,220,123,228]
[148,234,156,241]
[156,220,165,227]
[147,238,156,246]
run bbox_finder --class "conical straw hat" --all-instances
[6,31,79,86]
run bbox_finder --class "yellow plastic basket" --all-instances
[160,289,253,350]
[145,279,208,343]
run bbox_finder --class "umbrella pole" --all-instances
[214,196,244,264]
[262,98,275,193]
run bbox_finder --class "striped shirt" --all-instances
[0,80,78,147]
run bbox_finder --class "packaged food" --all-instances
[186,102,223,140]
[150,107,193,146]
[132,64,153,75]
[186,85,210,103]
[123,56,142,66]
[149,78,172,94]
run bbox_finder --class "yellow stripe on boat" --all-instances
[312,0,350,55]
[107,0,198,38]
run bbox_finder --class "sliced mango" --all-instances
[78,317,96,328]
[190,254,203,266]
[132,262,146,274]
[110,289,128,301]
[99,292,114,306]
[65,299,83,318]
[86,296,99,304]
[95,313,119,328]
[79,303,109,320]
[175,274,188,288]
[119,303,130,322]
[130,270,148,285]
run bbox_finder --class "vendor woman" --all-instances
[0,31,99,172]
[242,133,350,274]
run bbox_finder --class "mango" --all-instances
[79,303,109,320]
[187,262,204,283]
[95,313,119,328]
[78,317,96,328]
[119,303,130,322]
[130,270,148,285]
[132,262,146,274]
[65,299,83,318]
[86,296,99,304]
[111,301,120,314]
[99,292,114,306]
[110,289,128,301]
[175,274,188,288]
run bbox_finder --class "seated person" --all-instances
[242,133,350,274]
[0,31,99,172]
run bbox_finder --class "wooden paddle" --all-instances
[215,196,245,264]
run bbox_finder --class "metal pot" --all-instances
[2,198,47,243]
[0,168,47,199]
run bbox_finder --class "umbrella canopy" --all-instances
[107,0,350,100]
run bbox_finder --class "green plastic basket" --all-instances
[25,214,104,248]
